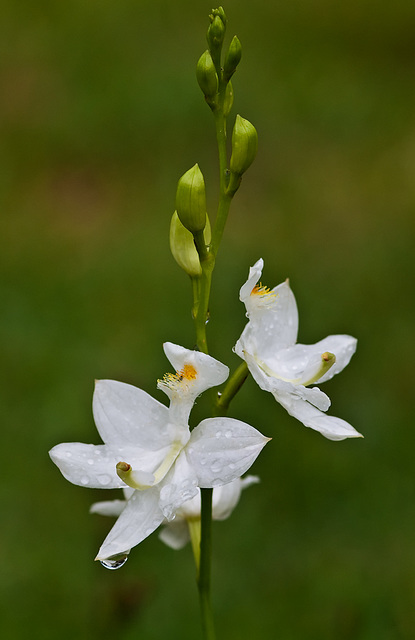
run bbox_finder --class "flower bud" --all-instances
[223,80,234,117]
[207,15,226,53]
[175,164,207,234]
[230,115,258,175]
[196,50,218,102]
[170,211,211,277]
[223,35,242,82]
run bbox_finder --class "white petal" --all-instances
[211,479,242,520]
[93,379,170,447]
[236,281,298,360]
[241,350,331,411]
[96,487,164,561]
[212,475,259,520]
[158,451,199,520]
[90,499,126,517]
[239,258,264,303]
[311,335,357,383]
[158,520,190,550]
[186,418,269,487]
[276,391,363,441]
[49,443,125,489]
[162,342,229,396]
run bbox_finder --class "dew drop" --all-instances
[210,460,222,474]
[225,430,232,438]
[215,430,222,438]
[65,452,72,458]
[87,459,94,465]
[200,457,207,466]
[97,474,111,486]
[100,551,130,570]
[80,476,89,485]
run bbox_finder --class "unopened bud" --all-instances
[230,115,258,175]
[207,15,226,53]
[170,211,211,277]
[223,80,234,117]
[223,35,242,82]
[196,50,218,102]
[175,164,207,234]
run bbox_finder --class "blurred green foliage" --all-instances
[1,1,415,638]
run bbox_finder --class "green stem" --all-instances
[198,488,216,640]
[213,361,249,417]
[211,109,233,258]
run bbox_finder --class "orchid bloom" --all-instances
[49,342,269,562]
[91,476,259,551]
[234,259,362,441]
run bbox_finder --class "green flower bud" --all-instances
[170,211,211,277]
[223,35,242,82]
[223,80,234,117]
[230,115,258,175]
[207,15,226,52]
[175,164,207,234]
[212,6,227,26]
[196,50,218,102]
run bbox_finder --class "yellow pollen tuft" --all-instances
[180,364,197,380]
[158,364,198,388]
[251,283,276,298]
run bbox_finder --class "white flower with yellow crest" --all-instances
[49,342,269,562]
[234,259,362,441]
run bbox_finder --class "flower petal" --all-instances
[158,451,199,520]
[93,379,170,448]
[49,443,125,488]
[95,487,164,561]
[236,282,298,362]
[241,350,331,411]
[158,520,190,550]
[239,258,264,303]
[90,499,126,517]
[186,418,269,487]
[276,391,363,441]
[161,342,229,399]
[213,478,258,520]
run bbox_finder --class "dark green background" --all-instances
[2,1,414,638]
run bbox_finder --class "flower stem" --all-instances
[213,361,249,417]
[198,488,216,640]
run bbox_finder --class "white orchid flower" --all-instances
[234,259,362,441]
[49,342,269,562]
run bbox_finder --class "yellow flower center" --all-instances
[158,363,198,392]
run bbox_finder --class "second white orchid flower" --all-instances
[234,259,362,441]
[50,342,269,562]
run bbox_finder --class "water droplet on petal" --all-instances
[97,474,111,486]
[87,459,94,465]
[65,452,72,458]
[225,430,232,438]
[215,430,222,438]
[100,551,130,570]
[80,476,89,485]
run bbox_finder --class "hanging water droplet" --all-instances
[100,551,130,570]
[205,310,210,325]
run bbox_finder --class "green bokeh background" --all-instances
[2,1,414,638]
